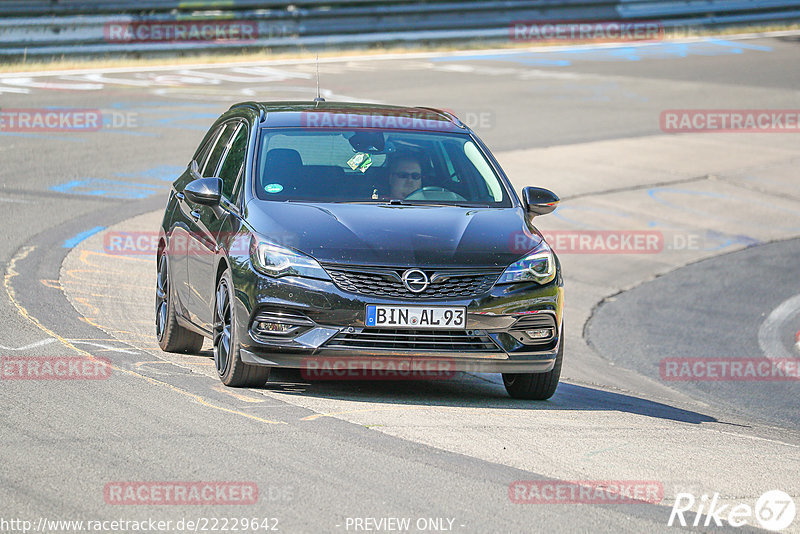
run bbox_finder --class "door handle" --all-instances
[176,192,185,201]
[190,210,201,221]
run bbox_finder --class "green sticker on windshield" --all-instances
[347,152,372,172]
[358,154,373,173]
[265,183,283,194]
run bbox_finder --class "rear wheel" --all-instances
[156,250,204,353]
[213,269,270,387]
[502,335,563,400]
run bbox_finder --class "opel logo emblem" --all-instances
[402,269,429,293]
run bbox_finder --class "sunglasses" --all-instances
[392,171,423,180]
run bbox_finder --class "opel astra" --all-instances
[156,101,564,399]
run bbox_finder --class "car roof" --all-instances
[229,101,468,133]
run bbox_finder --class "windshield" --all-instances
[254,128,511,206]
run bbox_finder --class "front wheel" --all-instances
[502,335,563,400]
[213,269,270,388]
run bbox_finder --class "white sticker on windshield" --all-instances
[347,152,372,172]
[265,183,284,194]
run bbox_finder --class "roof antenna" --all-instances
[313,54,325,104]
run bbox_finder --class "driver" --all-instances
[384,152,425,199]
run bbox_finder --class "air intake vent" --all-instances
[325,329,498,352]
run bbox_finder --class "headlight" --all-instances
[497,241,556,285]
[250,236,330,280]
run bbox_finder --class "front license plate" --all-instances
[365,305,466,329]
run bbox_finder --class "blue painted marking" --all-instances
[104,102,219,132]
[702,230,761,252]
[51,178,163,199]
[149,112,219,131]
[115,165,184,182]
[552,204,644,229]
[102,130,160,137]
[366,306,376,326]
[648,187,800,231]
[0,132,86,142]
[63,226,105,248]
[432,39,772,67]
[51,165,181,199]
[705,38,774,51]
[110,101,218,110]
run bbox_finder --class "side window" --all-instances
[194,126,222,172]
[218,123,248,200]
[202,122,236,178]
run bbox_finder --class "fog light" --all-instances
[525,328,553,340]
[257,322,295,334]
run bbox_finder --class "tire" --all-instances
[156,250,204,353]
[213,269,270,388]
[502,334,563,400]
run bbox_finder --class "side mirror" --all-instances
[184,177,221,206]
[521,186,559,216]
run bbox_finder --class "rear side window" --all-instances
[202,122,236,177]
[218,123,248,201]
[193,126,221,171]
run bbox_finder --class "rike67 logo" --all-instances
[669,490,795,531]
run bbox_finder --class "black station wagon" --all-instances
[156,101,564,399]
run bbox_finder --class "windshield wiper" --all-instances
[284,199,483,208]
[386,200,482,208]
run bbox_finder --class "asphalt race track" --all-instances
[1,33,799,533]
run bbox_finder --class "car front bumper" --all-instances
[232,265,564,374]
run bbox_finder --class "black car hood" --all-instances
[244,200,541,267]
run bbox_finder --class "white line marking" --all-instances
[68,341,139,355]
[0,338,56,351]
[0,86,31,94]
[758,293,800,361]
[0,77,103,90]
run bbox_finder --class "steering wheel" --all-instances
[404,186,467,202]
[406,186,447,197]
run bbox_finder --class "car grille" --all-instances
[323,265,502,299]
[325,329,498,352]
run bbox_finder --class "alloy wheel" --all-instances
[213,278,232,376]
